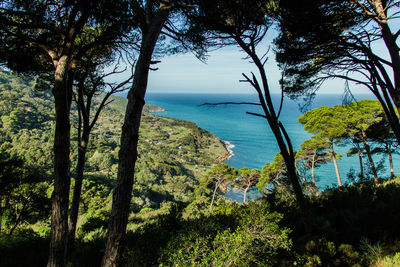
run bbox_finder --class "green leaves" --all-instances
[0,149,50,235]
[298,105,348,140]
[298,100,387,141]
[203,163,237,186]
[160,202,291,266]
[275,0,362,95]
[345,100,385,134]
[257,152,286,193]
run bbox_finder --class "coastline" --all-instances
[217,139,235,162]
[147,103,234,164]
[223,140,235,160]
[143,104,166,114]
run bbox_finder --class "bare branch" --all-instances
[276,67,286,120]
[199,102,262,107]
[246,111,267,118]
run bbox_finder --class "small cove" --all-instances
[145,92,400,201]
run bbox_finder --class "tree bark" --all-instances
[295,160,307,183]
[370,81,400,144]
[8,203,22,236]
[101,7,169,267]
[67,133,88,256]
[361,132,379,184]
[235,37,310,233]
[330,141,342,187]
[48,55,72,267]
[311,151,317,187]
[374,0,400,114]
[357,144,364,179]
[387,143,394,180]
[264,93,311,234]
[210,182,219,209]
[243,185,250,203]
[0,198,3,234]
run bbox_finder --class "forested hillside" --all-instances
[0,69,229,237]
[1,1,400,266]
[1,70,400,267]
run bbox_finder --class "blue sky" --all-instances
[109,12,400,97]
[146,46,371,95]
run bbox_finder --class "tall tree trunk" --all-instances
[48,56,72,267]
[243,185,250,203]
[375,1,400,112]
[361,133,379,184]
[67,134,89,256]
[357,144,364,179]
[8,203,22,236]
[101,9,169,267]
[265,103,311,233]
[371,85,400,144]
[0,198,3,234]
[387,143,394,180]
[210,183,219,209]
[236,39,310,233]
[330,141,342,187]
[295,160,306,183]
[263,110,310,232]
[311,151,317,187]
[371,0,400,120]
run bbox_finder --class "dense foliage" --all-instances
[0,69,228,238]
[1,69,400,266]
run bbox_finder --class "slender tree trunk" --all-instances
[387,143,394,180]
[375,2,400,111]
[243,185,250,203]
[67,134,88,256]
[8,204,22,236]
[210,183,219,209]
[295,160,306,183]
[48,56,72,267]
[357,145,364,179]
[0,198,3,234]
[330,141,342,187]
[371,86,400,144]
[101,9,169,267]
[361,133,379,184]
[235,38,310,233]
[311,151,317,187]
[371,0,400,118]
[102,62,145,267]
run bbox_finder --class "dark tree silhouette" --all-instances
[0,1,130,265]
[276,0,400,144]
[101,1,206,266]
[68,57,134,256]
[190,0,311,232]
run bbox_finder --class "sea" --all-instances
[143,93,400,201]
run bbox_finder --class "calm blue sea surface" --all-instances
[143,93,400,200]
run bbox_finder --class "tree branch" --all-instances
[200,102,261,107]
[246,111,267,118]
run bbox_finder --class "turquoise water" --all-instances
[144,93,399,199]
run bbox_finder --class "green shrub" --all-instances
[299,238,360,266]
[382,252,400,267]
[159,202,292,266]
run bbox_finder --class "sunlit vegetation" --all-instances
[1,0,400,265]
[0,70,231,265]
[1,68,400,266]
